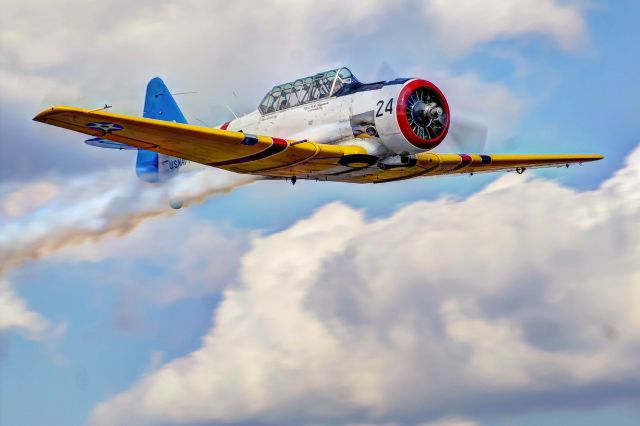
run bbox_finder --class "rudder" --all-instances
[136,77,188,182]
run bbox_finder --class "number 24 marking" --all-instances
[376,98,394,117]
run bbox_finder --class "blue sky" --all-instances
[1,1,640,425]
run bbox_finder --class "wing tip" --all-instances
[33,107,57,122]
[33,105,87,123]
[586,154,605,162]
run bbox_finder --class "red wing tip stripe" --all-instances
[220,121,231,130]
[452,154,473,171]
[271,137,288,145]
[207,137,288,167]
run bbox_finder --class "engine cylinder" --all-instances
[396,79,450,150]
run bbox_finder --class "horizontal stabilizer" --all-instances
[84,137,137,150]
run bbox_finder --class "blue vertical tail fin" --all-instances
[136,77,188,182]
[142,77,188,123]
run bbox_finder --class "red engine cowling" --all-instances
[396,79,450,151]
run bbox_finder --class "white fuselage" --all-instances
[169,78,450,182]
[223,80,423,157]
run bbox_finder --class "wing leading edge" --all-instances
[33,106,603,183]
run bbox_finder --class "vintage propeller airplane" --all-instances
[34,67,602,196]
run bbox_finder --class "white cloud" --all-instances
[0,0,588,144]
[421,419,478,426]
[0,280,49,339]
[348,419,477,426]
[0,0,390,109]
[89,145,640,425]
[422,0,587,54]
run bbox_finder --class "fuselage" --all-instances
[220,74,449,159]
[145,67,451,182]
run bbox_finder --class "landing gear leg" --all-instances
[291,176,297,186]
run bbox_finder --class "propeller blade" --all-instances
[375,61,399,81]
[447,116,488,153]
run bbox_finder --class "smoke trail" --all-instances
[0,169,258,275]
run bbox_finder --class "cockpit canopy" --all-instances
[258,67,358,114]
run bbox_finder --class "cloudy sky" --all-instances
[1,1,639,425]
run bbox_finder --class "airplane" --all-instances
[34,66,602,207]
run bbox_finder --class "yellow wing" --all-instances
[33,106,603,183]
[343,152,604,183]
[33,106,368,176]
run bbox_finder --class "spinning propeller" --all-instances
[446,115,488,153]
